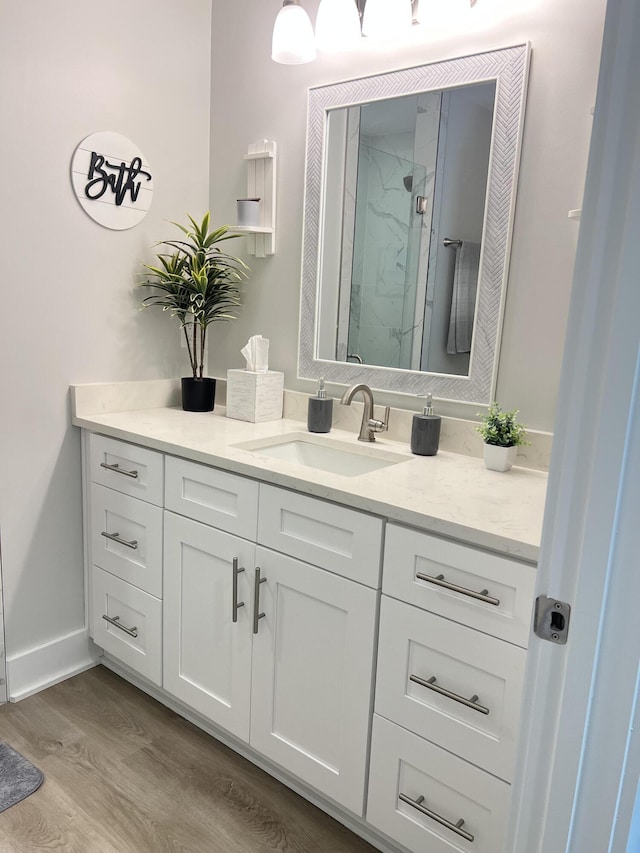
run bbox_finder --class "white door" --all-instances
[511,0,640,849]
[163,511,254,741]
[250,546,378,817]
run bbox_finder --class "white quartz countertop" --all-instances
[72,403,547,563]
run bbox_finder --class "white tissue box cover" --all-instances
[226,369,284,423]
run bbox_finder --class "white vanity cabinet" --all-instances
[87,434,164,686]
[161,455,381,817]
[367,523,536,853]
[83,427,538,851]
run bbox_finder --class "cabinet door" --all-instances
[91,484,163,597]
[250,547,378,816]
[89,433,164,505]
[376,596,527,781]
[165,455,258,541]
[384,524,536,648]
[257,484,383,587]
[367,715,510,853]
[163,511,254,741]
[91,567,162,687]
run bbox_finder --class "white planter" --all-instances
[483,443,518,472]
[236,198,260,227]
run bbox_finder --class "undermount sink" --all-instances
[233,432,407,477]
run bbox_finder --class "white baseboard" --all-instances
[7,628,101,702]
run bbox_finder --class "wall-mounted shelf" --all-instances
[568,209,582,220]
[232,225,273,234]
[245,150,275,161]
[230,140,276,257]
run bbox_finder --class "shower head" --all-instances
[403,174,413,192]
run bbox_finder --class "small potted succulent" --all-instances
[476,402,528,472]
[140,212,249,412]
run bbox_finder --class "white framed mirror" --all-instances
[298,43,530,403]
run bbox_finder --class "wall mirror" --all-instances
[298,44,530,403]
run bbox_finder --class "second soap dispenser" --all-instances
[411,393,441,456]
[307,377,333,433]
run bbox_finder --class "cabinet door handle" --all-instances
[416,571,500,606]
[399,793,474,843]
[102,614,138,638]
[100,461,139,479]
[410,674,490,716]
[101,531,138,550]
[253,567,267,634]
[232,557,245,623]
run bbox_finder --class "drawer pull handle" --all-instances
[410,674,490,716]
[399,793,474,843]
[101,531,138,550]
[416,571,500,606]
[100,462,139,479]
[253,567,267,635]
[102,614,138,638]
[232,557,245,623]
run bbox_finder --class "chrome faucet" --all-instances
[340,384,390,442]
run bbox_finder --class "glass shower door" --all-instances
[347,143,426,370]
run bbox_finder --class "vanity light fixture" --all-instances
[315,0,361,52]
[271,0,423,64]
[271,0,317,65]
[361,0,412,39]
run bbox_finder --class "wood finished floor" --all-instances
[0,666,378,853]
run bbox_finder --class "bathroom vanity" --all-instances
[67,49,538,850]
[72,383,546,853]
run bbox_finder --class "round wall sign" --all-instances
[70,131,153,230]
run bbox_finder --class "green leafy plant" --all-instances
[476,402,529,447]
[140,212,249,379]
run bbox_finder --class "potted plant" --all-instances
[141,212,249,411]
[476,402,528,471]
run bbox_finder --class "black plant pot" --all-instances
[181,377,216,412]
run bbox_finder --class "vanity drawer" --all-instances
[89,433,163,505]
[91,567,162,686]
[367,715,510,853]
[164,455,259,540]
[376,596,526,781]
[257,484,383,587]
[383,524,536,647]
[90,484,163,597]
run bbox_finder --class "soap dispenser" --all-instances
[411,393,441,456]
[307,377,333,433]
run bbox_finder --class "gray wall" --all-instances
[0,0,212,661]
[208,0,606,431]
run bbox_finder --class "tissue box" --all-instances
[226,369,284,423]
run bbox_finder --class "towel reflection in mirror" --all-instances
[447,241,481,355]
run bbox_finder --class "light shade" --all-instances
[315,0,362,52]
[271,0,317,65]
[362,0,413,38]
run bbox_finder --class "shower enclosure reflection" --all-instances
[320,81,496,376]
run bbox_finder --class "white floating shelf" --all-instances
[244,151,275,161]
[568,209,582,220]
[233,140,276,257]
[230,225,274,234]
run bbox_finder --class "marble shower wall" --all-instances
[345,94,442,370]
[349,136,414,368]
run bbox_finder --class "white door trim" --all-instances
[510,0,640,849]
